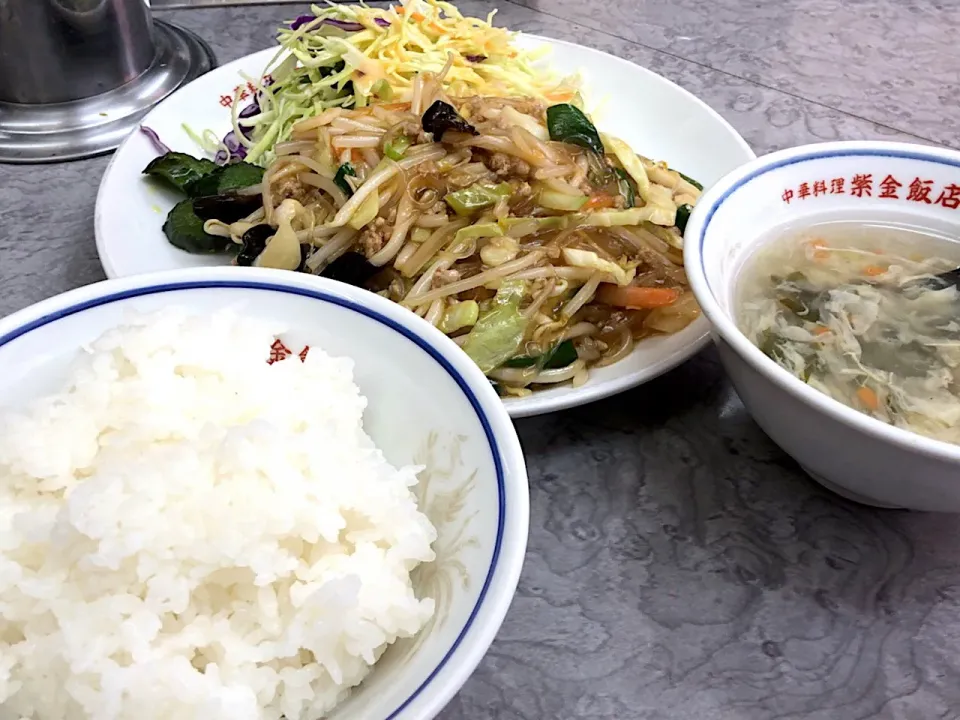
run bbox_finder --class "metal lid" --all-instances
[0,21,215,163]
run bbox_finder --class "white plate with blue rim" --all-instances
[95,33,755,418]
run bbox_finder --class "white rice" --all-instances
[0,309,436,720]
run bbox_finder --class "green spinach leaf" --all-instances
[503,339,578,369]
[675,170,703,190]
[546,104,604,156]
[143,152,218,194]
[185,162,264,197]
[163,199,233,254]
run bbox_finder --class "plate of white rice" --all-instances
[0,267,528,720]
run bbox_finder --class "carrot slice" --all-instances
[856,386,880,411]
[598,285,680,309]
[808,238,830,261]
[812,325,831,336]
[583,193,617,210]
[863,264,887,276]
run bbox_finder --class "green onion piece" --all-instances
[539,189,588,212]
[444,182,512,216]
[499,215,567,237]
[371,78,394,101]
[348,187,379,230]
[333,162,356,196]
[614,168,636,208]
[439,300,480,334]
[411,227,431,243]
[384,134,412,160]
[454,222,504,244]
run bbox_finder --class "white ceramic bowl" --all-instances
[684,141,960,512]
[0,267,529,718]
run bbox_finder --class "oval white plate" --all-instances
[95,35,755,418]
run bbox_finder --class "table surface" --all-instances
[2,2,960,718]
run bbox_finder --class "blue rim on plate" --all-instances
[694,146,960,297]
[0,278,508,720]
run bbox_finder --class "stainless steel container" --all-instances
[0,0,216,162]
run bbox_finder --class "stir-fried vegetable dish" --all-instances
[142,1,703,395]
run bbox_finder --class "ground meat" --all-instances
[358,217,389,258]
[446,170,492,189]
[425,199,448,216]
[510,99,546,118]
[513,181,533,199]
[486,152,531,179]
[575,178,595,195]
[274,176,316,205]
[382,119,432,147]
[413,161,438,176]
[395,120,420,136]
[460,96,546,121]
[509,181,536,215]
[432,268,461,288]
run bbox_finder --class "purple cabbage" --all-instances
[215,132,249,165]
[215,109,255,164]
[215,93,265,164]
[239,101,260,120]
[321,18,364,32]
[374,17,390,27]
[139,125,170,155]
[465,54,487,63]
[290,14,316,30]
[290,15,368,32]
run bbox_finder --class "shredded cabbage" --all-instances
[227,0,579,167]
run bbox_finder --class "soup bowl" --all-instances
[684,141,960,512]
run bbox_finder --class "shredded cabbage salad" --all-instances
[218,0,580,167]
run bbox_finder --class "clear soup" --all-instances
[737,220,960,446]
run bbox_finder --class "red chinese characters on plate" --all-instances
[267,339,311,365]
[781,173,960,209]
[217,74,273,108]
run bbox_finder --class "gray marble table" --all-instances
[2,2,959,718]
